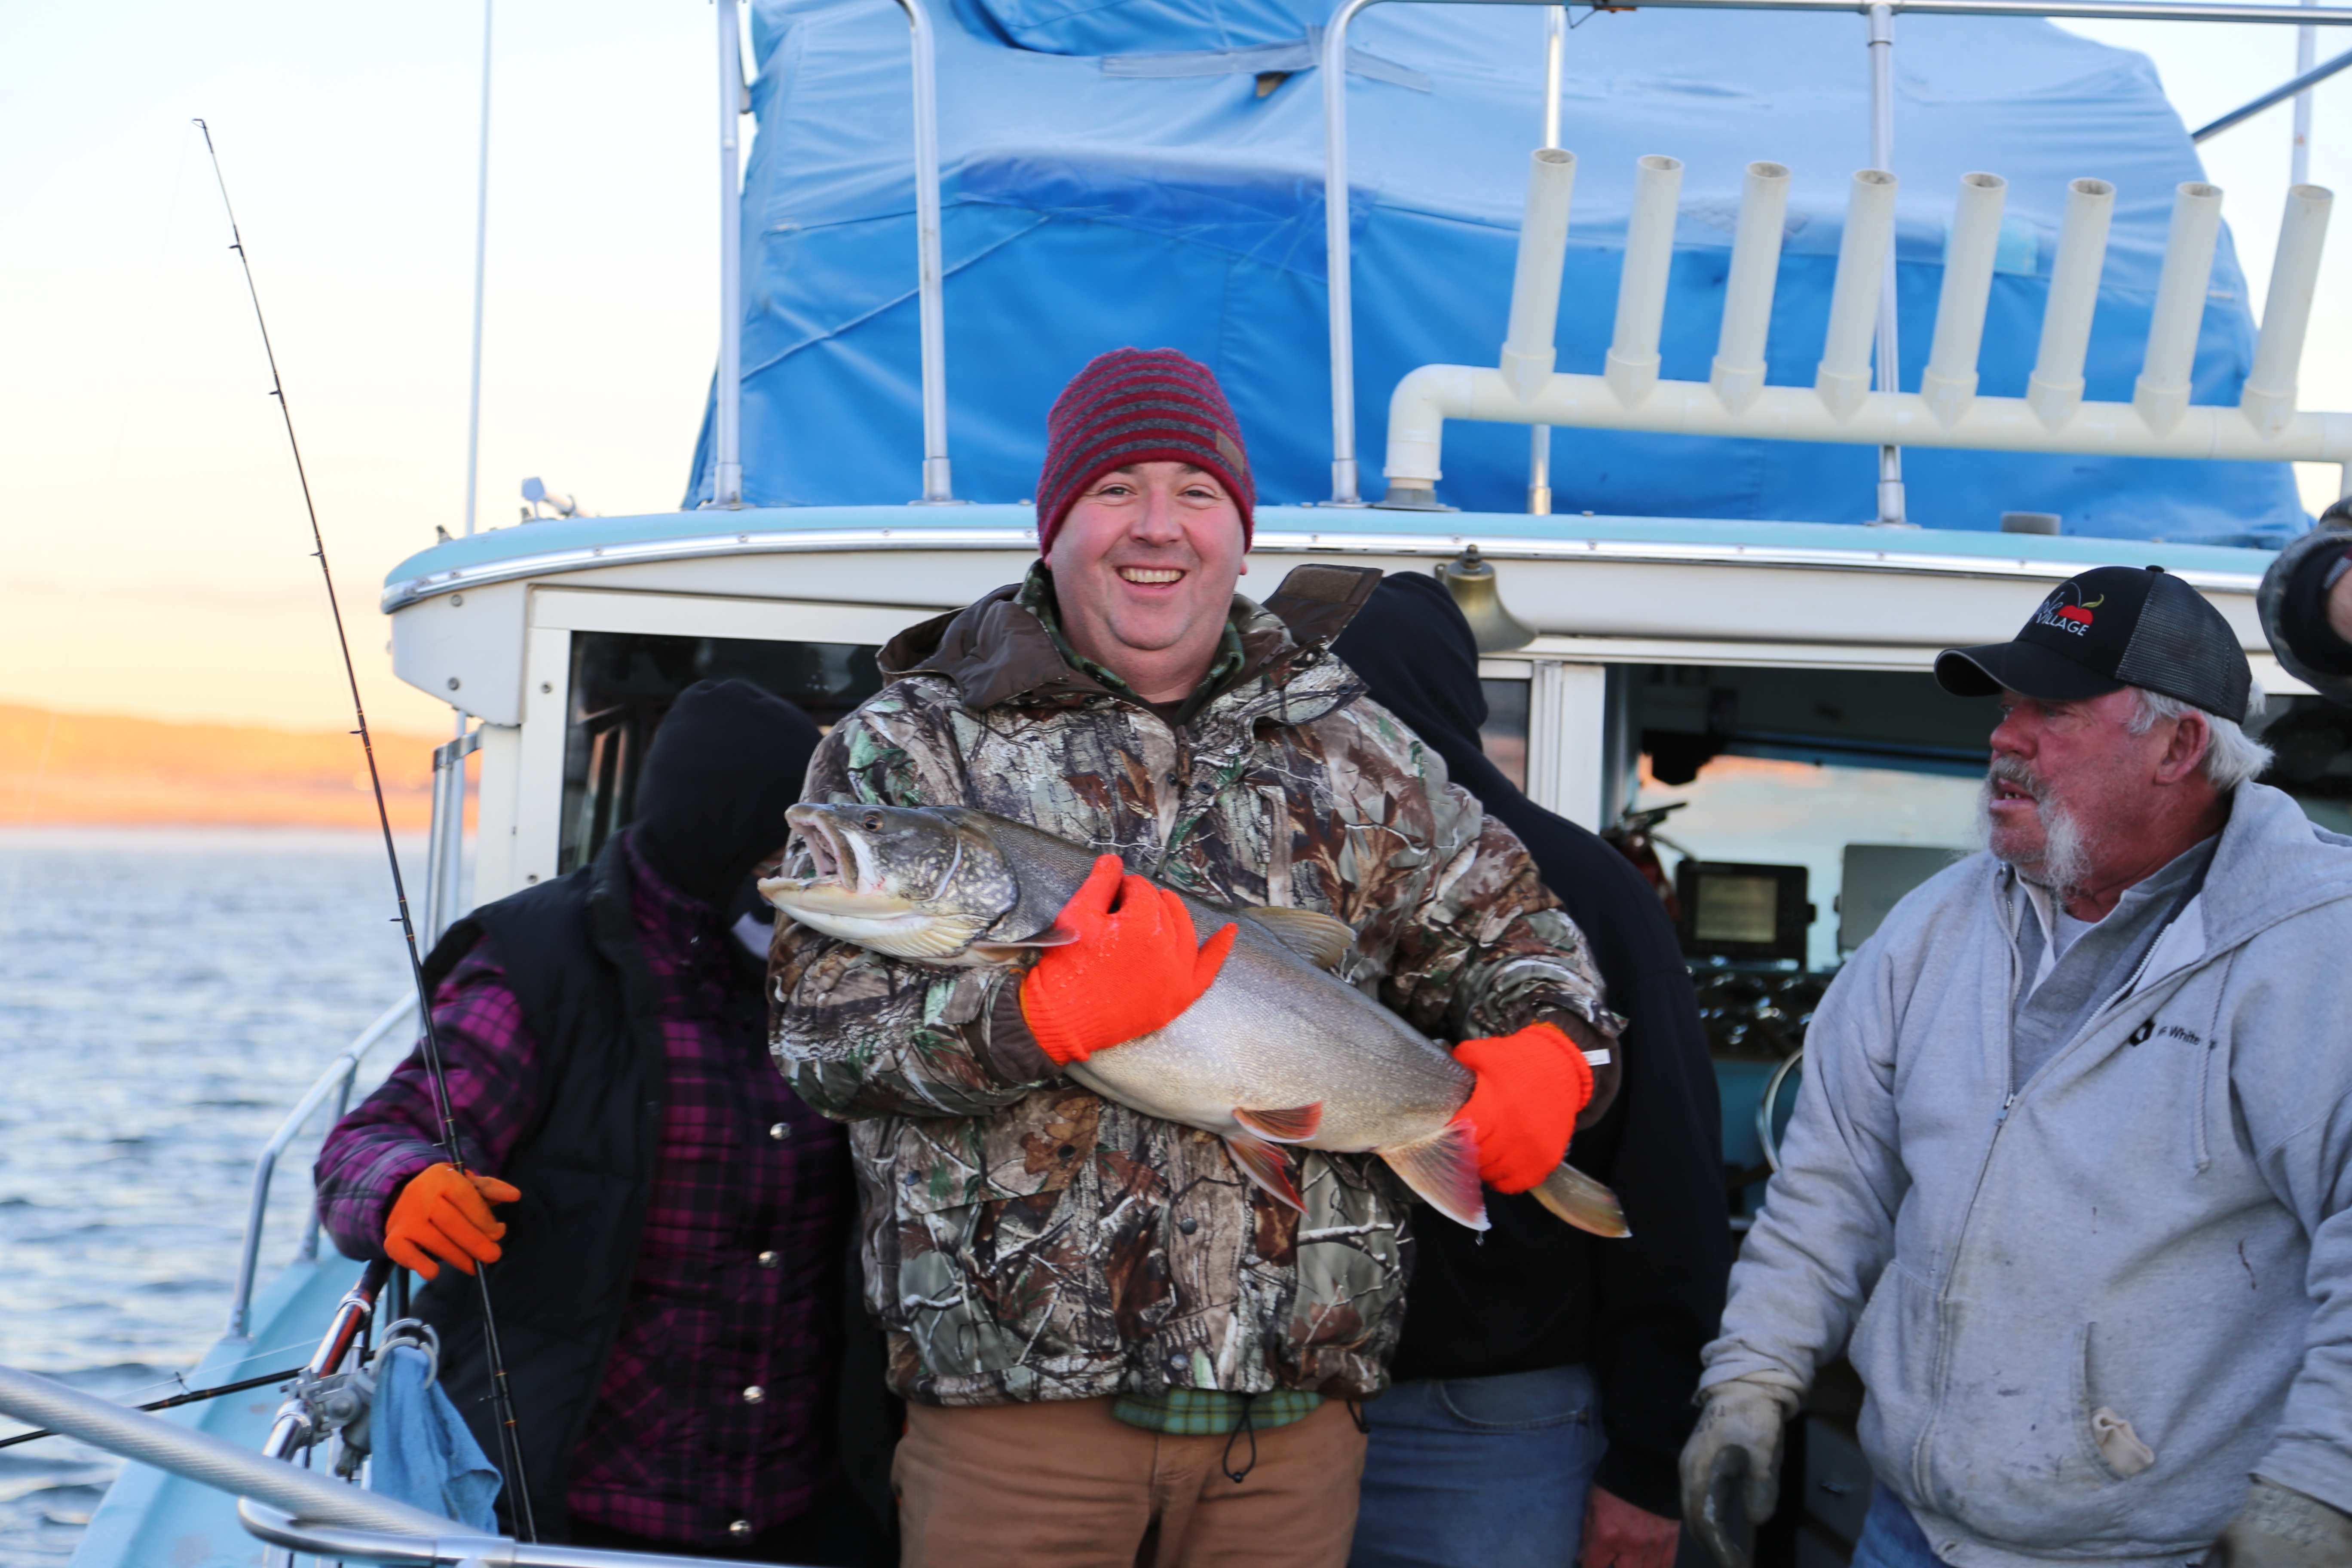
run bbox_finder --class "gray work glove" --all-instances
[1679,1378,1800,1568]
[2206,1481,2352,1567]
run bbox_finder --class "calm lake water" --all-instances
[0,828,417,1565]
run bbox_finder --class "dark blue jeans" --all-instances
[1348,1366,1605,1568]
[1850,1488,1950,1568]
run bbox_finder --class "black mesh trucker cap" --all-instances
[1934,564,2251,719]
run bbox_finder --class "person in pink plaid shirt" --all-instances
[317,680,890,1565]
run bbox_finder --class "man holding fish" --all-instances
[764,348,1623,1568]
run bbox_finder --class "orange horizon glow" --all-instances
[0,701,463,831]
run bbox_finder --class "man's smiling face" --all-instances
[1044,461,1248,702]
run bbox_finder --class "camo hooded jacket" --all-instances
[769,563,1613,1409]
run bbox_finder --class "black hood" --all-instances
[631,679,824,907]
[1332,572,1521,810]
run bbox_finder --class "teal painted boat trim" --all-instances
[382,505,2282,611]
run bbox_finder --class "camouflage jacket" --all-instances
[769,563,1612,1408]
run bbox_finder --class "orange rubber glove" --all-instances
[383,1161,521,1280]
[1018,855,1236,1067]
[1452,1023,1596,1193]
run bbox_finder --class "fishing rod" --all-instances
[0,1369,306,1452]
[190,118,537,1543]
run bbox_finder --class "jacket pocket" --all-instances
[1917,1314,2134,1542]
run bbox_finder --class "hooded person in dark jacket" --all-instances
[316,679,892,1565]
[1336,574,1731,1568]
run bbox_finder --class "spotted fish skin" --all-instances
[767,577,1613,1411]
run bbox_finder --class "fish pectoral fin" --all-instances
[1380,1123,1488,1232]
[1532,1162,1630,1239]
[968,925,1081,963]
[985,923,1080,949]
[1232,1103,1323,1144]
[1240,906,1355,971]
[1222,1131,1307,1213]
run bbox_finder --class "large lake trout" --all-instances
[763,802,1626,1237]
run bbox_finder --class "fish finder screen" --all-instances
[1690,873,1779,945]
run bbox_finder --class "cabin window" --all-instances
[2247,695,2352,836]
[558,631,885,877]
[1617,665,1997,975]
[1479,677,1530,790]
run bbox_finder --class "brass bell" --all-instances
[1435,545,1537,653]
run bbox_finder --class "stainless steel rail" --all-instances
[1319,0,2352,505]
[894,0,960,504]
[239,1501,779,1567]
[0,1362,454,1537]
[229,996,420,1340]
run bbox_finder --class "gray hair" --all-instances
[2125,686,2273,792]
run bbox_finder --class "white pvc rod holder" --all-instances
[1711,160,1791,415]
[1816,168,1899,418]
[2244,183,2334,434]
[2134,181,2225,435]
[1605,154,1684,407]
[2027,177,2115,427]
[1503,149,1579,401]
[1920,172,2007,424]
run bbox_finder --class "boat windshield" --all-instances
[560,630,885,875]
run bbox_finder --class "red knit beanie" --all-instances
[1035,348,1255,556]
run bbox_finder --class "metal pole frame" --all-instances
[2297,0,2318,186]
[716,0,747,508]
[461,0,493,537]
[1868,1,1909,526]
[1528,6,1567,515]
[1319,0,2352,508]
[714,0,957,508]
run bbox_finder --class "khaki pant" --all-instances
[894,1396,1367,1568]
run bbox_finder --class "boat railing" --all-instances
[234,1261,778,1564]
[229,995,420,1341]
[238,1502,771,1568]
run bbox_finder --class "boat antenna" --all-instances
[190,118,538,1544]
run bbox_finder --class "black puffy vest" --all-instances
[412,836,665,1539]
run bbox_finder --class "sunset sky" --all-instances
[4,3,2352,738]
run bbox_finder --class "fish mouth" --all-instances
[763,805,912,916]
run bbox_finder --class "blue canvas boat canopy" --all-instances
[685,0,2308,545]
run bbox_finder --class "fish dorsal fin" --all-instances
[1233,1103,1323,1144]
[1243,906,1354,971]
[1380,1123,1488,1232]
[1531,1162,1631,1238]
[1222,1131,1306,1212]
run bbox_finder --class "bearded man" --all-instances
[1680,566,2352,1568]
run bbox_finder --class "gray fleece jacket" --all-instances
[1703,782,2352,1568]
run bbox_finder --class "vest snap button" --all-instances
[769,1122,790,1141]
[1179,1217,1199,1235]
[730,1520,755,1540]
[758,1250,781,1268]
[743,1385,766,1404]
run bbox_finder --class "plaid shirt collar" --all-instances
[1017,561,1246,725]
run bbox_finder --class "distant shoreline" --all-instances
[0,703,457,831]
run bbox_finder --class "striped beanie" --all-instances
[1035,348,1255,555]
